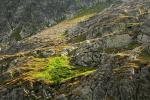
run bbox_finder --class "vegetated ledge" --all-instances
[30,56,96,84]
[0,55,96,87]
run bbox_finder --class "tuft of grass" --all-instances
[31,56,95,84]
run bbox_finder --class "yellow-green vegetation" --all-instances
[30,56,95,84]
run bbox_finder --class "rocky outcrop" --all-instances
[67,0,150,42]
[72,34,132,67]
[68,54,150,100]
[68,0,150,67]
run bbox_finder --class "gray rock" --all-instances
[137,34,150,43]
[31,49,56,58]
[104,34,132,48]
[56,94,68,100]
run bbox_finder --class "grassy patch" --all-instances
[30,56,95,84]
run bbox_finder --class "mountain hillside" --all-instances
[0,0,116,43]
[0,0,150,100]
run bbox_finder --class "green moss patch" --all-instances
[30,56,95,84]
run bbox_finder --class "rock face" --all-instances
[71,33,131,67]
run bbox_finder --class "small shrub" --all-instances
[10,27,22,41]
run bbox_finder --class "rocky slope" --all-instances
[0,0,150,100]
[0,0,116,43]
[0,0,120,54]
